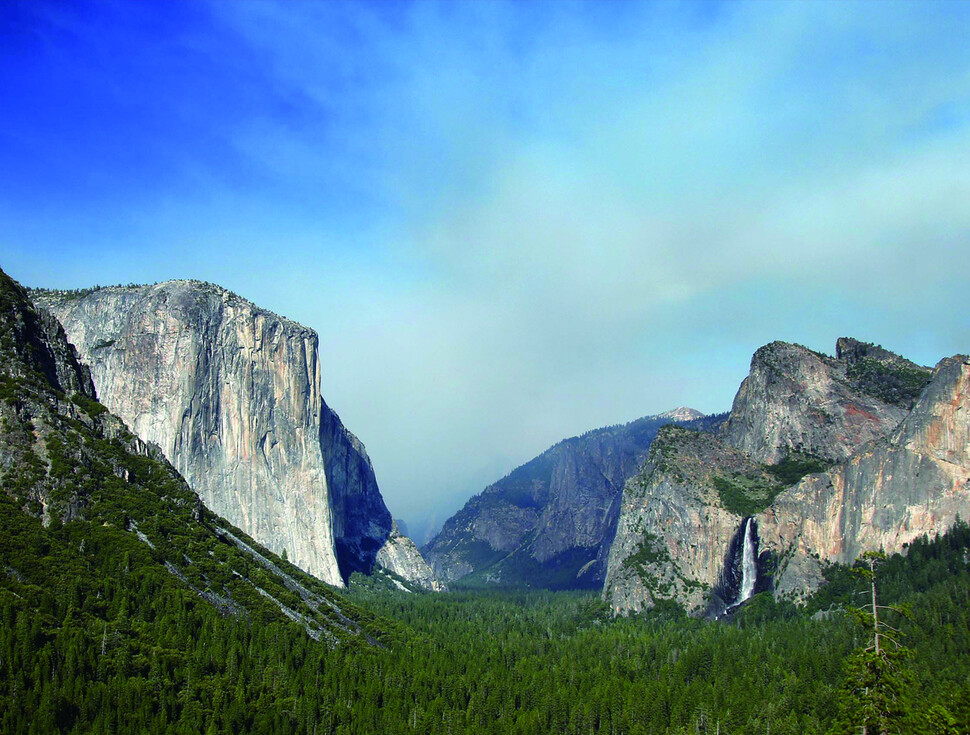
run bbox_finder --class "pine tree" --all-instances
[831,552,916,735]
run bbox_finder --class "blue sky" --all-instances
[3,0,970,537]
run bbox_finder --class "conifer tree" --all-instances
[831,551,915,735]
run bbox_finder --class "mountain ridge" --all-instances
[423,409,727,589]
[603,338,970,615]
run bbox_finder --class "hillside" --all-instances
[0,267,391,732]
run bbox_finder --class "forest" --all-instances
[1,265,967,733]
[1,512,968,734]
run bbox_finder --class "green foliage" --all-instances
[807,519,970,615]
[810,523,970,734]
[3,514,970,734]
[830,551,920,735]
[712,473,782,516]
[70,392,107,417]
[714,451,830,516]
[28,284,146,302]
[832,646,918,735]
[846,357,932,408]
[731,591,799,627]
[767,451,831,486]
[447,537,510,573]
[456,543,601,591]
[623,532,669,568]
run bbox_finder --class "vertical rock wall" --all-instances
[37,283,349,585]
[319,398,394,580]
[759,355,970,598]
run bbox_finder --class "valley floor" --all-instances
[3,523,969,735]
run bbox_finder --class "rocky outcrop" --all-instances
[34,281,436,589]
[603,427,770,615]
[376,522,447,591]
[720,340,925,464]
[423,410,724,589]
[759,354,970,598]
[603,339,969,615]
[835,337,934,409]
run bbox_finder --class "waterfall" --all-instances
[711,516,762,618]
[738,517,757,603]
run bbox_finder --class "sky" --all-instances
[2,0,970,540]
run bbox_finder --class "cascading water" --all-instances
[710,516,764,619]
[737,517,757,604]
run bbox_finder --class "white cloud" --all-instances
[230,1,969,523]
[14,0,970,524]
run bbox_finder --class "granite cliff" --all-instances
[720,338,927,463]
[604,339,969,615]
[603,426,775,615]
[0,266,382,645]
[423,409,725,589]
[34,281,437,589]
[759,353,970,598]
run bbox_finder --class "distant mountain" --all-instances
[657,407,706,422]
[422,410,726,590]
[33,281,440,590]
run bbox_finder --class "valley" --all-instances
[5,3,970,733]
[2,263,969,733]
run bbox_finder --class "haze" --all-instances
[3,1,969,537]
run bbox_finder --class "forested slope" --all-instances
[0,267,391,733]
[2,262,967,734]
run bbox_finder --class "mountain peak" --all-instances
[657,407,705,422]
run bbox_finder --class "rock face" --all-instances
[423,409,724,589]
[603,427,758,614]
[720,340,925,464]
[0,266,383,644]
[34,281,436,589]
[376,522,447,592]
[604,339,969,615]
[319,399,393,581]
[759,354,970,598]
[0,280,94,399]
